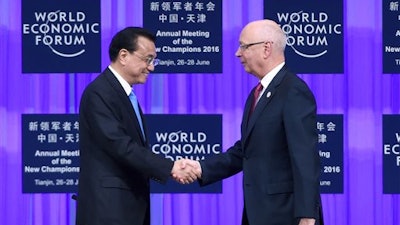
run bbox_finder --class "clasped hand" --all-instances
[171,159,202,184]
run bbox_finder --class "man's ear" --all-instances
[263,42,273,58]
[118,49,129,66]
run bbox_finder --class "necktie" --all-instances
[250,82,263,113]
[129,91,145,138]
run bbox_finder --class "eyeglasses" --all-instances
[238,41,272,51]
[132,51,160,66]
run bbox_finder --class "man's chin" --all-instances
[133,78,147,85]
[140,76,149,84]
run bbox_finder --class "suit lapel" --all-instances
[137,102,148,143]
[242,89,253,135]
[243,66,289,144]
[104,69,147,145]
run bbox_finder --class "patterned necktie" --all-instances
[250,82,263,113]
[129,91,145,138]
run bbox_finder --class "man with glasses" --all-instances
[186,19,324,225]
[76,27,198,225]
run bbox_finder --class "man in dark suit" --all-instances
[187,19,324,225]
[76,27,197,225]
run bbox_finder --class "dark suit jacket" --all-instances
[200,66,323,225]
[76,68,174,225]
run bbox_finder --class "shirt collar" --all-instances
[260,62,285,89]
[108,65,132,96]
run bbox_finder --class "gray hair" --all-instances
[260,20,287,53]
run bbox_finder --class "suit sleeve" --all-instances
[283,81,320,219]
[199,140,244,186]
[80,88,173,183]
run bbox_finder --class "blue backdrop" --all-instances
[0,0,399,224]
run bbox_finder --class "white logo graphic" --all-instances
[151,130,221,161]
[23,10,100,58]
[277,11,342,58]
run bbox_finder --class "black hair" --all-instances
[108,27,156,62]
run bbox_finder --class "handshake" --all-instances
[171,159,202,184]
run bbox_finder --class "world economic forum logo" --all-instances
[277,10,342,59]
[22,0,101,73]
[151,130,221,161]
[23,10,99,58]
